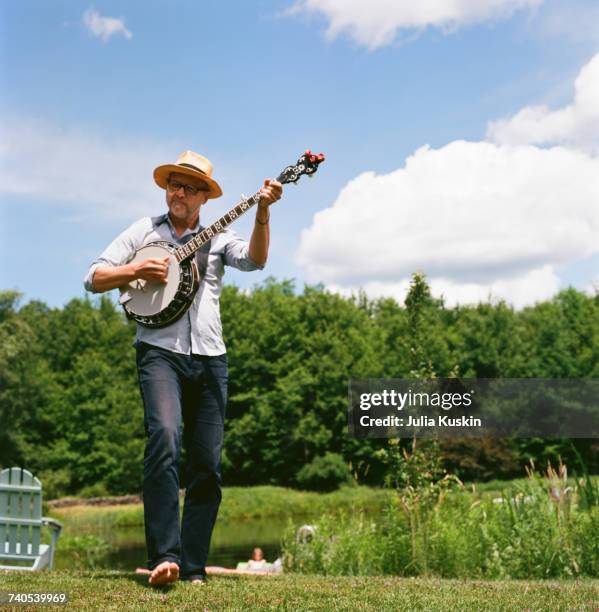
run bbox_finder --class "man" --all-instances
[84,150,282,585]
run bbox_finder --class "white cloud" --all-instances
[330,266,560,310]
[288,0,543,49]
[83,8,132,42]
[296,141,599,306]
[296,54,599,308]
[0,116,172,221]
[487,53,599,154]
[585,278,599,296]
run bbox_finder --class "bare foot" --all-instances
[148,561,180,585]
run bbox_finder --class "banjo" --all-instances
[119,150,325,328]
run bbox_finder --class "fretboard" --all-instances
[173,191,263,263]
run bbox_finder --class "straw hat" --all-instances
[153,150,223,199]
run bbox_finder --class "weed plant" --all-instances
[283,447,599,579]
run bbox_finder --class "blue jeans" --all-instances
[135,341,228,580]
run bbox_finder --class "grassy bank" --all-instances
[283,467,599,579]
[49,485,393,530]
[2,571,598,611]
[49,478,599,529]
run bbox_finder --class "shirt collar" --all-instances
[164,213,201,238]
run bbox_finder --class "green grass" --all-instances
[283,473,599,579]
[48,485,394,529]
[2,571,598,611]
[218,485,393,521]
[466,475,599,497]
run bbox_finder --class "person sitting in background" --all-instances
[203,547,282,575]
[246,547,268,571]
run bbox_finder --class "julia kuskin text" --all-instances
[357,389,483,429]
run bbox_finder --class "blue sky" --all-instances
[1,0,598,308]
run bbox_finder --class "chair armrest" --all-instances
[41,517,63,533]
[42,517,63,570]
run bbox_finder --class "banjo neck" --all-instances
[172,151,326,264]
[173,190,263,264]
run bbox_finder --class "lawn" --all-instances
[2,571,598,611]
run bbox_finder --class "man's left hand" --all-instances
[258,179,283,207]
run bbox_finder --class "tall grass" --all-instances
[282,460,599,579]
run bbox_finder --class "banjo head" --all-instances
[120,243,181,317]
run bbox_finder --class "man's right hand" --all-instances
[133,256,170,283]
[91,256,170,292]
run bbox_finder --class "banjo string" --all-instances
[174,191,262,263]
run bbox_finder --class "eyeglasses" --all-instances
[167,179,209,196]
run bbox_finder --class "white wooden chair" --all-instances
[0,467,62,570]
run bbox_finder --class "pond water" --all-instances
[55,515,300,571]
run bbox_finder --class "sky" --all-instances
[1,0,599,309]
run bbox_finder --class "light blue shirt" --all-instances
[84,213,263,355]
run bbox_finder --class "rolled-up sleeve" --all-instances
[222,230,265,272]
[83,218,149,293]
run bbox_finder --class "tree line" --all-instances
[1,275,598,498]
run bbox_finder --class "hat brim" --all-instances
[153,164,223,199]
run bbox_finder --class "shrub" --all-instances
[295,453,354,492]
[79,482,109,499]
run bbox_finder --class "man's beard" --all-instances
[169,200,195,220]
